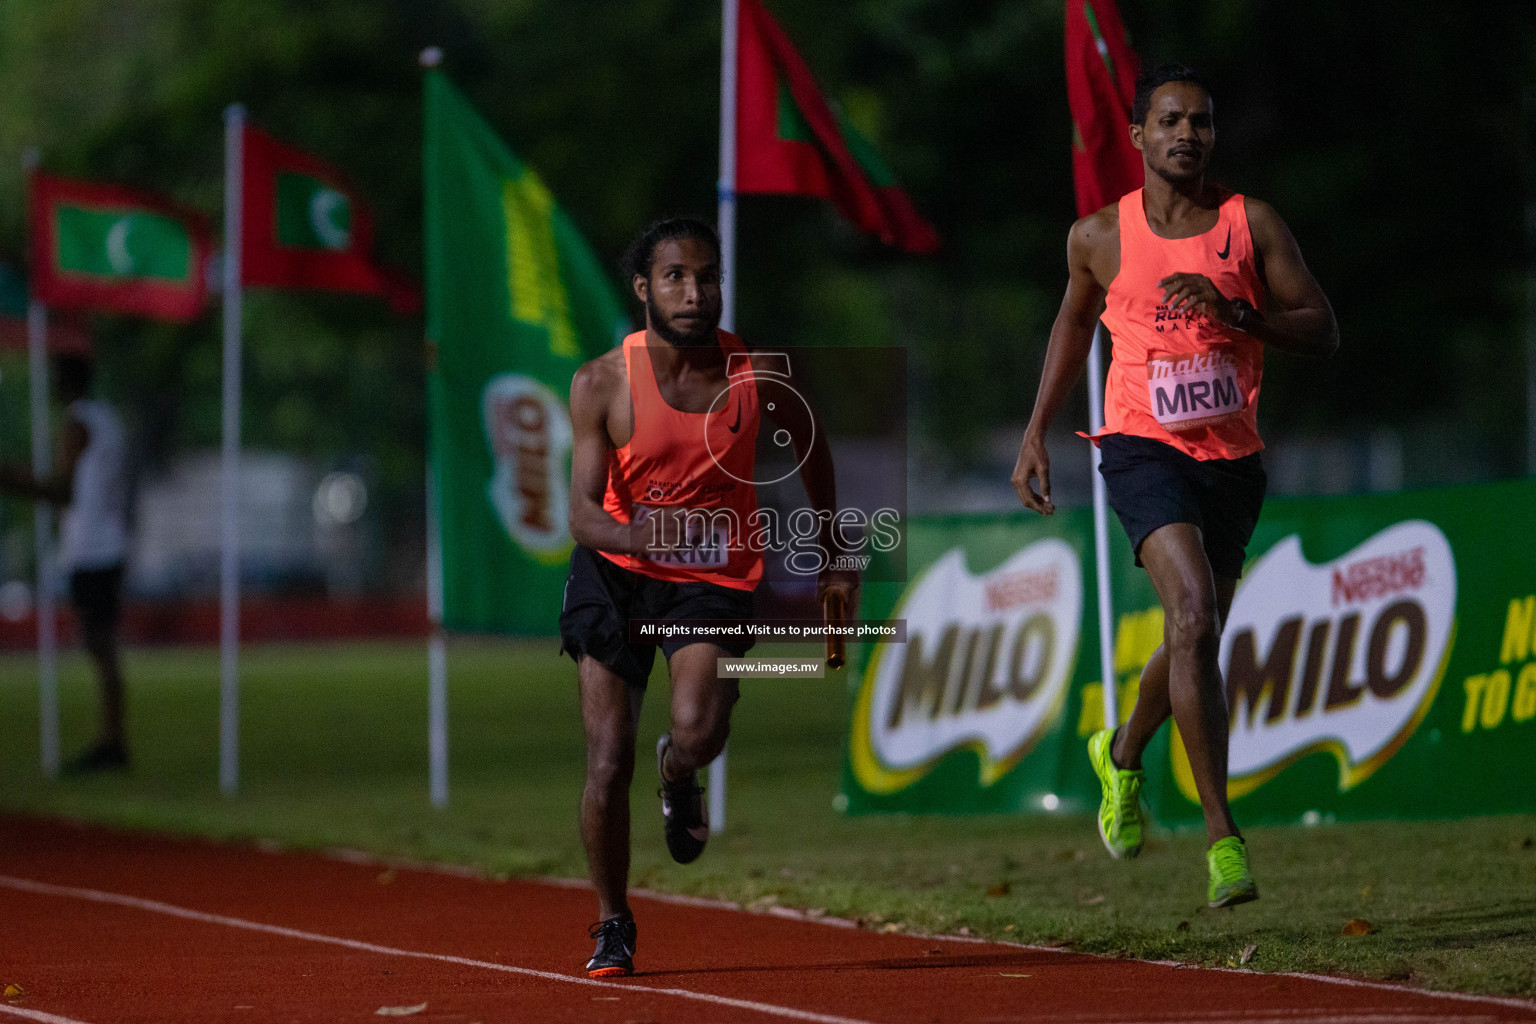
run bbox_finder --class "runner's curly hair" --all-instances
[622,218,721,282]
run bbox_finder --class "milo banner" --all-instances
[843,509,1120,817]
[425,71,628,632]
[842,478,1536,826]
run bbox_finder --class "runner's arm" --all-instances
[1012,217,1109,515]
[1242,199,1338,358]
[759,360,856,601]
[567,360,647,557]
[1159,200,1338,358]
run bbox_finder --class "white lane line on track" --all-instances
[0,875,878,1024]
[0,1007,100,1024]
[325,857,1536,1018]
[984,1018,1497,1024]
[1272,974,1536,1015]
[528,876,1536,1015]
[1022,1010,1500,1021]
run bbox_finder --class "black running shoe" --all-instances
[585,916,636,978]
[656,733,709,864]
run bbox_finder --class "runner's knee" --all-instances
[585,741,635,795]
[1164,593,1220,655]
[669,710,729,768]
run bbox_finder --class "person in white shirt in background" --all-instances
[2,353,131,773]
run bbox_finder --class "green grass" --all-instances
[2,639,1534,998]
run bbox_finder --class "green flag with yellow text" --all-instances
[425,71,628,633]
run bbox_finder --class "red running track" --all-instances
[1,815,1533,1024]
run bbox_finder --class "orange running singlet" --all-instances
[598,330,763,590]
[1099,189,1266,460]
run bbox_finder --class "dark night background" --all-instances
[1,0,1531,593]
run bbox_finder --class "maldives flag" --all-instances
[1066,0,1143,217]
[735,0,939,253]
[29,172,211,322]
[241,126,420,312]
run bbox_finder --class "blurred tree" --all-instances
[0,0,1531,581]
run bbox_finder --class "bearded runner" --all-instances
[1011,63,1339,909]
[561,218,857,976]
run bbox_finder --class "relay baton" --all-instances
[824,589,846,670]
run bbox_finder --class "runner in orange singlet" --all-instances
[563,218,854,976]
[1011,65,1338,907]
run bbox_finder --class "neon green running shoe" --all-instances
[1087,728,1144,859]
[1207,836,1259,908]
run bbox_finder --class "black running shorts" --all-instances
[558,544,757,688]
[69,562,125,640]
[1097,433,1266,580]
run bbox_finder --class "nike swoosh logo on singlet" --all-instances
[726,399,742,433]
[1216,226,1231,260]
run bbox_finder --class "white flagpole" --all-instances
[719,0,739,337]
[1086,324,1118,731]
[709,0,740,835]
[27,299,60,778]
[23,150,60,778]
[420,47,450,811]
[219,103,246,796]
[426,465,449,808]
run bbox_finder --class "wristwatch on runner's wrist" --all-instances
[1229,298,1263,333]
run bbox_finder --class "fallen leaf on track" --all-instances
[375,1002,428,1016]
[4,984,24,998]
[1239,944,1257,965]
[1341,918,1376,936]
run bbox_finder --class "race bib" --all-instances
[634,505,730,568]
[1146,349,1245,431]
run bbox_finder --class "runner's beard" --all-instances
[1157,149,1207,185]
[648,294,720,348]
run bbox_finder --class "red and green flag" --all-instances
[735,0,939,253]
[240,126,420,312]
[28,171,211,322]
[1066,0,1143,217]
